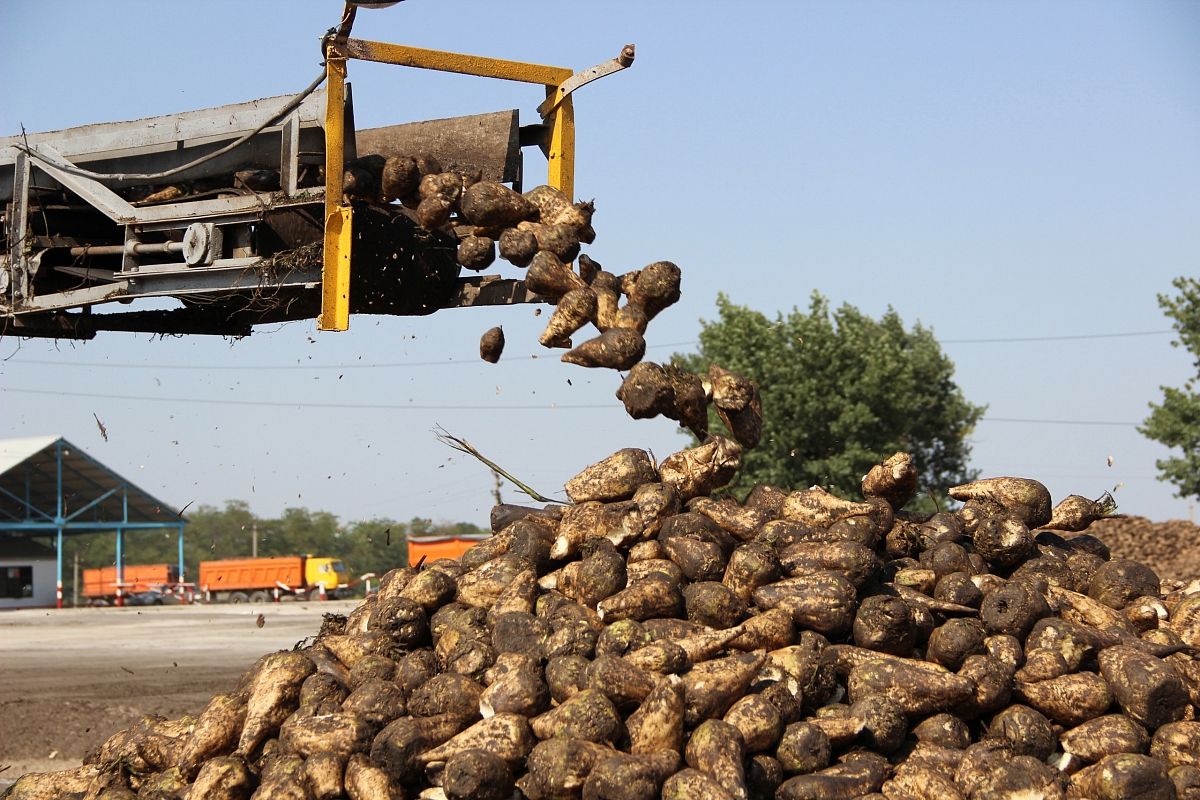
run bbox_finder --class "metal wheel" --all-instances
[229,591,250,604]
[248,591,270,603]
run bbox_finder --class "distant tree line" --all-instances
[52,501,486,602]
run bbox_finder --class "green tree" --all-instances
[674,292,985,504]
[180,501,259,563]
[1140,277,1200,499]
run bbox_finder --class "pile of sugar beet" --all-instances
[11,171,1200,800]
[11,452,1200,800]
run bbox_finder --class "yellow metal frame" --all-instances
[317,38,580,332]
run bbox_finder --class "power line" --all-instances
[0,329,1173,372]
[0,341,698,371]
[0,386,1142,425]
[4,354,546,371]
[941,330,1171,344]
[979,417,1137,428]
[0,387,614,411]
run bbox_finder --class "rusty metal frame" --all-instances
[317,36,633,331]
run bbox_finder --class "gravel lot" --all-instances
[0,600,357,785]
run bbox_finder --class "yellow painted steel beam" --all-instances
[343,39,572,86]
[323,54,347,224]
[319,54,352,331]
[320,205,353,331]
[314,36,609,331]
[546,96,575,200]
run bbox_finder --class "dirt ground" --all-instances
[0,600,357,786]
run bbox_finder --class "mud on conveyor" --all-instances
[254,200,461,319]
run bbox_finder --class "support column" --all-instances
[546,95,575,199]
[56,528,63,609]
[115,528,124,608]
[55,439,64,610]
[117,487,128,608]
[177,524,185,583]
[318,49,352,332]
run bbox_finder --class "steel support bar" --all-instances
[0,521,187,531]
[281,112,301,196]
[178,524,186,582]
[319,52,351,331]
[320,206,353,331]
[64,484,122,522]
[21,144,300,226]
[25,144,138,222]
[547,96,575,200]
[8,150,31,299]
[0,483,53,521]
[126,194,283,225]
[21,260,321,314]
[342,39,572,86]
[68,242,184,258]
[13,281,132,313]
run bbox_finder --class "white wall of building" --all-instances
[0,557,56,609]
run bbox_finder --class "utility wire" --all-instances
[0,386,1142,426]
[0,330,1174,372]
[980,417,1136,428]
[0,340,694,371]
[941,330,1171,344]
[0,387,614,411]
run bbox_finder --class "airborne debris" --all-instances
[479,326,505,364]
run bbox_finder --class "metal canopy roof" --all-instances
[0,435,181,534]
[0,536,56,559]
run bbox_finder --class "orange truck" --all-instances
[198,555,351,603]
[407,533,489,567]
[82,564,179,603]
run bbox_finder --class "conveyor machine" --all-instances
[0,4,633,339]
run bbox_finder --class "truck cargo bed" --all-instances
[198,556,304,593]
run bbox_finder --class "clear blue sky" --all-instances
[2,1,1198,529]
